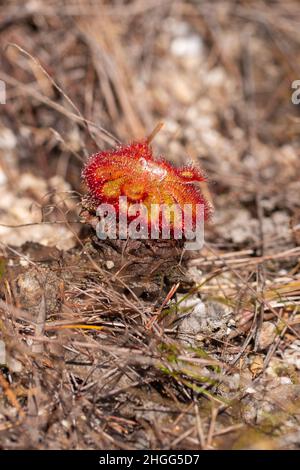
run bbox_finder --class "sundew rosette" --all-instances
[82,140,211,239]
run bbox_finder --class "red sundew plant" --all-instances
[82,139,211,235]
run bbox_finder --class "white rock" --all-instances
[280,377,292,385]
[0,128,17,149]
[171,35,203,58]
[0,340,6,364]
[257,322,277,350]
[0,340,22,372]
[0,168,7,186]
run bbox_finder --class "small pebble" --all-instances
[0,340,6,364]
[106,260,114,270]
